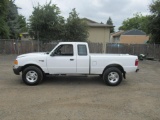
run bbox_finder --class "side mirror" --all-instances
[46,52,49,54]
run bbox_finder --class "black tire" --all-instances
[22,66,43,85]
[103,67,122,86]
[99,74,103,78]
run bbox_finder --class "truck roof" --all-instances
[59,42,87,44]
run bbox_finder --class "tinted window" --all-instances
[78,45,87,56]
[54,44,73,56]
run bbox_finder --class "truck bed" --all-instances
[90,53,138,74]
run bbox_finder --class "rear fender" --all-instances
[102,64,126,79]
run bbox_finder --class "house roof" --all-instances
[122,29,146,35]
[83,18,114,28]
[112,29,147,37]
[111,30,124,37]
[83,18,98,23]
[87,23,114,28]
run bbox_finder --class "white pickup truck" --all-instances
[13,42,139,86]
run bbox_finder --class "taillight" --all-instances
[135,59,138,66]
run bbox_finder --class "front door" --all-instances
[47,44,76,74]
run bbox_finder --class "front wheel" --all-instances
[22,66,43,85]
[103,67,122,86]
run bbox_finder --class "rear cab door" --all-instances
[76,43,90,74]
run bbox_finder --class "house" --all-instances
[20,32,32,40]
[20,19,114,52]
[110,29,149,44]
[84,18,114,52]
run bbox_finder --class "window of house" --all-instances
[78,45,87,56]
[54,44,73,56]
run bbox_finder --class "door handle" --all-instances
[70,59,74,61]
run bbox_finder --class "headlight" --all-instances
[14,60,18,65]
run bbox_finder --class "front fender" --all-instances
[17,56,48,73]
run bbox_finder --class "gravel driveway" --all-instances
[0,55,160,120]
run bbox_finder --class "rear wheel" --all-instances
[103,67,122,86]
[22,66,43,85]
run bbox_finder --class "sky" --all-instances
[15,0,152,31]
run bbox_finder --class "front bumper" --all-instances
[13,66,22,75]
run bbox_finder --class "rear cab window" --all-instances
[77,44,87,56]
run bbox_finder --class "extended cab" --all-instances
[13,42,139,86]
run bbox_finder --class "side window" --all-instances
[78,45,87,56]
[54,44,73,56]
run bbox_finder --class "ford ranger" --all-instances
[13,42,139,86]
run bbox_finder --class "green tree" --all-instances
[18,15,28,33]
[29,1,65,42]
[0,0,9,39]
[148,0,160,44]
[106,17,114,33]
[119,13,150,34]
[7,0,20,39]
[0,0,27,39]
[65,8,88,41]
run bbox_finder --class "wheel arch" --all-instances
[21,64,44,74]
[102,64,126,79]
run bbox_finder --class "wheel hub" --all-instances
[26,71,38,83]
[108,72,119,84]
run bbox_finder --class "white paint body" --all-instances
[15,42,138,75]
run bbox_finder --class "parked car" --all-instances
[13,42,139,86]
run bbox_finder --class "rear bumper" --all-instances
[135,69,139,72]
[13,66,22,75]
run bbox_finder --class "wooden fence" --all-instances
[106,43,160,60]
[0,40,103,54]
[0,40,160,60]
